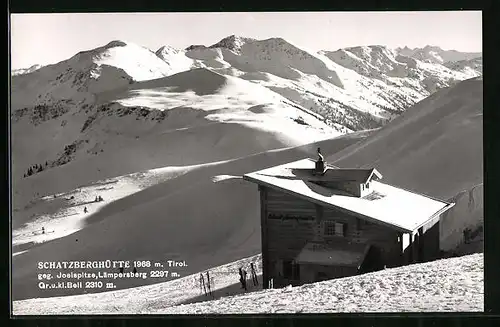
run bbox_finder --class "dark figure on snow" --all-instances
[98,195,103,202]
[250,263,258,286]
[41,227,45,234]
[84,206,88,214]
[206,271,213,297]
[243,269,248,290]
[200,273,207,296]
[239,268,247,291]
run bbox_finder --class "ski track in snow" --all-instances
[12,162,237,253]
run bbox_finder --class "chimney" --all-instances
[315,147,325,175]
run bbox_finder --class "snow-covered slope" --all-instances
[11,66,338,201]
[157,253,483,314]
[160,37,480,131]
[11,64,43,76]
[444,57,483,76]
[396,45,481,64]
[11,131,369,301]
[321,45,480,98]
[154,45,196,75]
[328,77,482,200]
[327,77,483,253]
[11,37,482,134]
[12,73,482,302]
[12,253,483,314]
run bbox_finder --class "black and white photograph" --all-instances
[10,11,483,315]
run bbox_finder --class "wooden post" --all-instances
[418,227,424,262]
[408,233,414,263]
[398,232,404,265]
[259,185,270,289]
[411,232,418,263]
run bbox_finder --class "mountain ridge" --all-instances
[10,36,482,188]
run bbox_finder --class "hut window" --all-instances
[324,221,346,237]
[324,221,336,236]
[366,183,370,189]
[335,222,346,236]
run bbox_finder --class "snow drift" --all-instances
[13,253,483,314]
[155,253,483,314]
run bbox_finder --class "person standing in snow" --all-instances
[238,268,246,291]
[206,271,213,297]
[250,263,258,286]
[200,273,207,296]
[84,206,88,213]
[241,268,248,291]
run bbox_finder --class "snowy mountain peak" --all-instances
[396,46,481,64]
[27,64,42,71]
[11,37,482,134]
[259,37,294,48]
[155,45,182,56]
[10,40,177,109]
[209,35,256,52]
[103,40,128,49]
[352,45,395,56]
[423,45,443,52]
[185,44,208,51]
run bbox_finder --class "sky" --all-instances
[10,11,482,69]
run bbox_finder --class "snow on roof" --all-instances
[295,241,370,267]
[243,158,455,233]
[318,167,381,183]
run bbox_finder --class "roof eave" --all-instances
[411,202,456,232]
[243,174,412,233]
[372,168,383,180]
[365,168,383,183]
